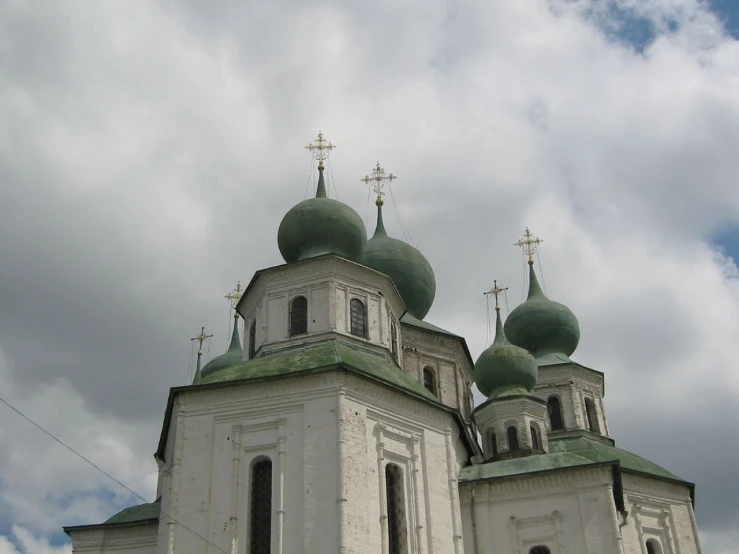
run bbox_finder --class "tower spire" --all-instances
[361,161,397,207]
[484,280,509,345]
[515,227,543,265]
[191,326,213,385]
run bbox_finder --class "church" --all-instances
[63,133,702,554]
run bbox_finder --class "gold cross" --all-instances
[305,130,337,170]
[191,326,213,355]
[224,282,243,317]
[515,227,543,263]
[361,161,397,206]
[484,280,508,311]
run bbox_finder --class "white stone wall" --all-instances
[401,325,474,422]
[238,257,405,363]
[533,364,609,437]
[460,466,621,554]
[68,524,158,554]
[154,369,467,554]
[473,396,549,459]
[620,474,701,554]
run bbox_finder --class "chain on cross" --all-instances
[515,227,543,264]
[484,280,508,311]
[305,130,337,170]
[361,161,397,206]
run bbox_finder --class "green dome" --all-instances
[504,263,580,362]
[474,309,538,398]
[360,204,436,319]
[197,320,243,383]
[278,167,367,264]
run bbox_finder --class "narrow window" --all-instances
[529,547,551,554]
[289,296,308,336]
[249,459,272,554]
[489,431,498,458]
[585,397,600,433]
[391,320,398,359]
[530,423,541,450]
[507,426,519,450]
[385,463,408,554]
[422,367,436,396]
[547,395,564,431]
[646,539,662,554]
[248,319,256,360]
[350,298,367,338]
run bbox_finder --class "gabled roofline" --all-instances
[155,361,480,461]
[400,317,475,375]
[63,518,158,535]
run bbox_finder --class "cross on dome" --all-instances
[224,282,243,318]
[361,161,397,206]
[515,227,543,264]
[305,130,337,170]
[484,280,508,311]
[191,326,213,356]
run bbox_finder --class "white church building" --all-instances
[64,134,702,554]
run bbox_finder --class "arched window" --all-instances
[248,319,256,360]
[422,367,436,396]
[529,547,551,554]
[530,423,541,450]
[391,320,398,359]
[547,395,564,431]
[489,431,498,458]
[289,296,308,336]
[507,425,519,450]
[249,459,272,554]
[646,539,662,554]
[585,397,600,433]
[385,463,408,554]
[350,298,367,338]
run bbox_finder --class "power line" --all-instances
[0,395,229,554]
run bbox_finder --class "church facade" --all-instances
[63,136,701,554]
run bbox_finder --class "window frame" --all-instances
[385,463,408,554]
[530,422,541,450]
[349,298,367,338]
[584,396,600,433]
[248,457,273,554]
[289,295,308,337]
[547,395,565,431]
[422,366,436,396]
[507,425,520,450]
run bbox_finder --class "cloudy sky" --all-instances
[1,0,738,552]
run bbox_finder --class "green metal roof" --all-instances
[63,501,160,534]
[201,338,436,401]
[104,501,160,524]
[459,435,687,485]
[401,313,460,337]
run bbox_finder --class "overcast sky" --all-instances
[1,0,738,552]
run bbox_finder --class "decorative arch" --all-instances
[646,539,663,554]
[507,425,520,450]
[249,457,273,554]
[350,298,367,338]
[547,395,564,431]
[488,429,498,458]
[584,397,600,433]
[289,295,308,336]
[422,366,437,396]
[529,547,551,554]
[530,422,541,450]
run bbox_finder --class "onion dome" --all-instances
[360,201,436,319]
[504,262,580,363]
[474,307,538,399]
[198,319,243,383]
[277,165,367,263]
